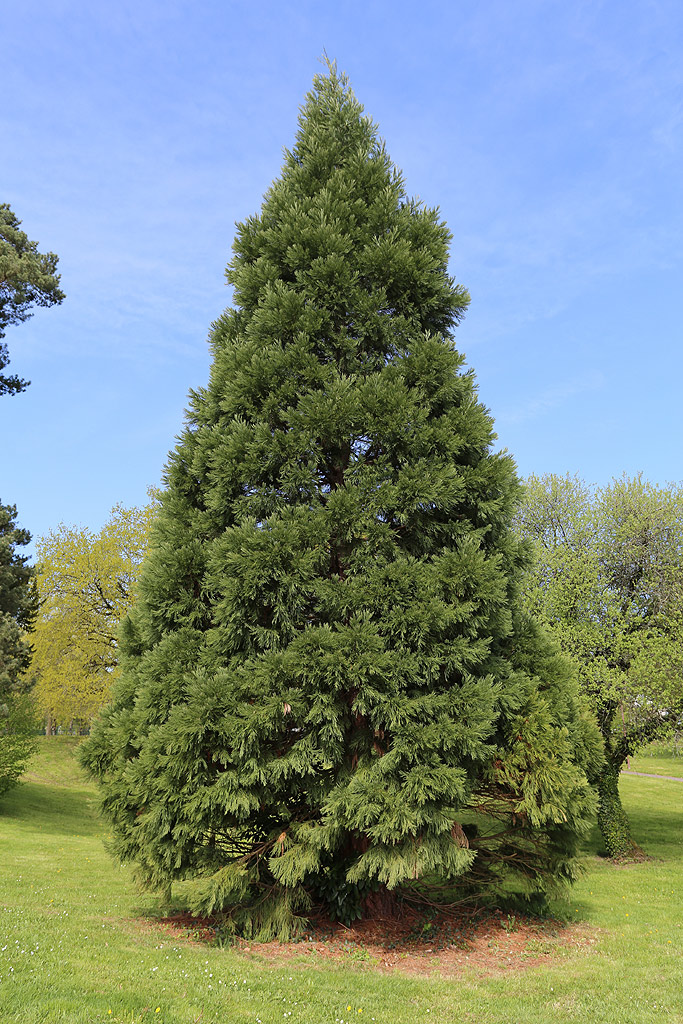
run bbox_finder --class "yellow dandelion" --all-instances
[155,1009,161,1014]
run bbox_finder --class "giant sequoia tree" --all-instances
[81,66,602,937]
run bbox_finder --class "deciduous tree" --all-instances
[31,502,155,731]
[80,65,602,937]
[516,473,683,857]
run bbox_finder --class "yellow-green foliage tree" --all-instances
[31,502,156,731]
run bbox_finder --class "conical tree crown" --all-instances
[81,66,602,937]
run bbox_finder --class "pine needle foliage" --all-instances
[80,65,602,937]
[0,501,38,796]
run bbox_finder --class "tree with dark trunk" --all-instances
[0,502,38,795]
[0,202,65,396]
[0,203,63,789]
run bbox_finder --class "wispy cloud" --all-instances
[497,371,605,426]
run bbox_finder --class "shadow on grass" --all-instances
[582,777,683,862]
[0,780,102,837]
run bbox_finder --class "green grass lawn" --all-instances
[1,738,682,1024]
[628,743,683,778]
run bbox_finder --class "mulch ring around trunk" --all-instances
[153,906,598,978]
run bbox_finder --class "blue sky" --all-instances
[2,0,682,548]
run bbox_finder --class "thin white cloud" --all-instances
[497,371,605,426]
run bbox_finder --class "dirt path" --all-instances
[622,770,683,782]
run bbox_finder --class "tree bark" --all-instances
[362,884,402,919]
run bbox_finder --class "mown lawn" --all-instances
[629,746,683,778]
[1,738,681,1024]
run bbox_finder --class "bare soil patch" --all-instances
[610,845,653,865]
[152,906,598,978]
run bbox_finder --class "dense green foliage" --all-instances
[0,502,37,794]
[0,202,65,396]
[81,66,602,937]
[516,473,683,857]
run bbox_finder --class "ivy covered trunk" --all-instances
[596,760,637,858]
[80,64,603,939]
[595,702,660,859]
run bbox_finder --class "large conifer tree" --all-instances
[81,66,602,937]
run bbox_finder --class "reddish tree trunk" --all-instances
[362,885,403,919]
